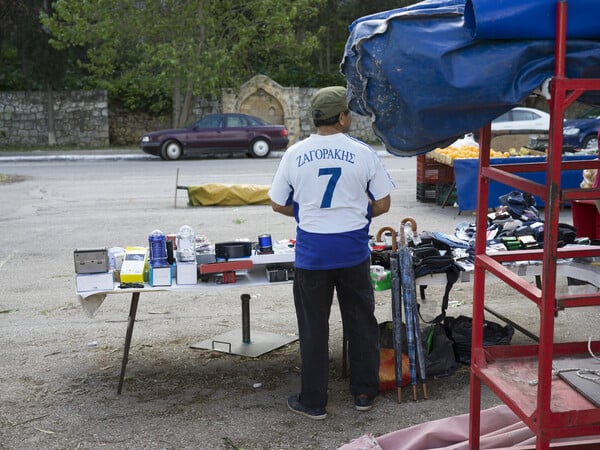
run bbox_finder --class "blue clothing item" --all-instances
[432,231,472,250]
[293,258,380,409]
[294,224,371,270]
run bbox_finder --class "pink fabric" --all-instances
[338,405,600,450]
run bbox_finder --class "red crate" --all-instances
[416,154,454,184]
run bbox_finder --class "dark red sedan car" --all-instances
[140,113,289,160]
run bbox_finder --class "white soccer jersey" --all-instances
[269,133,395,269]
[270,133,394,233]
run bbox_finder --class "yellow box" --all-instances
[120,246,148,283]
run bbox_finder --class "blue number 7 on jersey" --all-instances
[318,167,341,208]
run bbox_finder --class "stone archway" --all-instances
[239,88,284,126]
[222,75,300,145]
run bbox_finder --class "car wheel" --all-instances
[161,140,184,160]
[249,139,271,158]
[581,134,598,151]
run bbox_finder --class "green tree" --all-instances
[0,0,83,144]
[42,0,323,127]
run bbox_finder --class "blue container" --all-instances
[258,234,273,254]
[148,229,168,267]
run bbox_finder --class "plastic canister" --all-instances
[176,225,196,262]
[148,230,168,267]
[258,234,273,254]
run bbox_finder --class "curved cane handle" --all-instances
[399,217,417,247]
[375,226,398,252]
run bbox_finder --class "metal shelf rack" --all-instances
[468,3,600,449]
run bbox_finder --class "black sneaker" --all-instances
[354,394,374,411]
[287,395,327,420]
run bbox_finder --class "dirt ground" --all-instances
[0,151,597,449]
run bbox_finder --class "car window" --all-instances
[247,115,267,126]
[512,110,538,121]
[226,116,244,127]
[494,112,511,123]
[194,115,222,129]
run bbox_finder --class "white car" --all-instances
[491,107,550,133]
[469,107,550,144]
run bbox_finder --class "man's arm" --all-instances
[271,201,295,217]
[371,195,391,217]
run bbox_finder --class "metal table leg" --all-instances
[190,292,297,357]
[241,293,251,343]
[117,292,140,394]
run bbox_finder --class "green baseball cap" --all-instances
[311,86,348,121]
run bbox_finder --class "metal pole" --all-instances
[241,293,251,343]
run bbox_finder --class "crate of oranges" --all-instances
[430,144,509,166]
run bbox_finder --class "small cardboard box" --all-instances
[150,266,172,286]
[76,271,114,292]
[120,247,148,283]
[176,261,197,285]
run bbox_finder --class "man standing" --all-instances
[269,86,395,420]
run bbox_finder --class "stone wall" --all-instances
[109,106,171,146]
[0,90,109,147]
[1,79,379,148]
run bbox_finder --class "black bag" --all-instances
[423,322,459,377]
[410,245,440,265]
[444,315,515,365]
[371,250,393,269]
[379,321,458,377]
[412,252,464,324]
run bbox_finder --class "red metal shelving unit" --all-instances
[468,3,600,449]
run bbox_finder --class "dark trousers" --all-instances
[293,258,380,409]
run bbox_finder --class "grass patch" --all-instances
[0,174,28,184]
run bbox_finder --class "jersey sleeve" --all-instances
[269,152,294,206]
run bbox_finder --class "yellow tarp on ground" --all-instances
[187,183,271,206]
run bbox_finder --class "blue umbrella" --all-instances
[408,258,429,400]
[399,217,428,400]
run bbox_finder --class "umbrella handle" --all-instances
[399,217,417,247]
[375,226,398,252]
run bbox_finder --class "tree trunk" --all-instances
[179,83,194,128]
[46,81,57,146]
[172,84,194,128]
[172,81,182,128]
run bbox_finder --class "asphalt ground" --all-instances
[0,146,598,449]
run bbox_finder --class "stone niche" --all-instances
[222,74,302,145]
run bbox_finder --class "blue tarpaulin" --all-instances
[341,0,600,157]
[465,0,600,40]
[453,154,597,211]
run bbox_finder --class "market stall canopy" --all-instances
[341,0,600,157]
